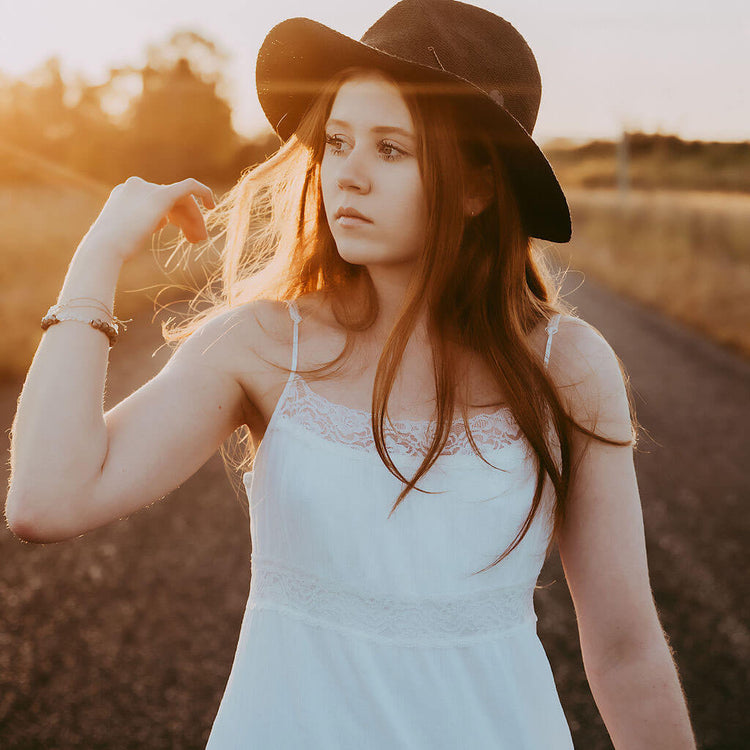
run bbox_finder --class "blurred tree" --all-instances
[0,30,254,187]
[64,77,128,182]
[144,29,229,91]
[120,30,240,184]
[0,59,65,163]
[0,57,90,183]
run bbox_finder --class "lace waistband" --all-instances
[248,556,538,648]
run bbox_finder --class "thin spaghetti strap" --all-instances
[543,313,562,370]
[252,300,304,453]
[286,300,302,374]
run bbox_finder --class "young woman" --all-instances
[8,1,696,747]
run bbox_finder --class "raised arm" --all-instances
[4,177,254,543]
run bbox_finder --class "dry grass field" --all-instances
[548,187,750,359]
[0,183,222,383]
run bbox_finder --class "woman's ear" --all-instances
[463,164,494,218]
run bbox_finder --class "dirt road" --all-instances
[1,272,747,748]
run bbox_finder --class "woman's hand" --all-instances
[87,176,217,263]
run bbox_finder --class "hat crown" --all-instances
[359,0,541,135]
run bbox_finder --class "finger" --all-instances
[174,203,211,243]
[168,178,216,209]
[183,219,209,243]
[170,194,209,237]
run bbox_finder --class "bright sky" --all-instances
[2,0,748,146]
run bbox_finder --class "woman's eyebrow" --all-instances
[325,118,415,139]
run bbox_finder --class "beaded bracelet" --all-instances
[40,298,131,348]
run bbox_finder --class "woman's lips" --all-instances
[336,215,372,227]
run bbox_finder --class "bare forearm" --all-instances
[7,226,124,535]
[586,639,697,749]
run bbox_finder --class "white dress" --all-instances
[206,301,574,749]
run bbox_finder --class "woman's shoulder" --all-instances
[210,293,330,344]
[185,299,289,352]
[544,312,633,441]
[548,313,617,370]
[233,291,336,333]
[224,292,344,368]
[182,299,315,426]
[526,311,598,361]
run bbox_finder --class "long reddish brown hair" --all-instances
[158,66,638,574]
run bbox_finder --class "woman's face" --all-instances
[320,73,428,269]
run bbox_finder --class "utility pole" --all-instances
[617,126,630,202]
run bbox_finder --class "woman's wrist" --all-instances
[76,221,133,265]
[56,229,126,316]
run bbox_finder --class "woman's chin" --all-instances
[333,236,420,266]
[336,250,373,266]
[333,238,373,258]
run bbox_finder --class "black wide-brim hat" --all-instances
[256,0,572,243]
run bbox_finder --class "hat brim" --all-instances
[256,17,571,243]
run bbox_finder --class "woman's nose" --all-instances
[336,149,371,192]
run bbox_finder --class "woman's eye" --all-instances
[380,141,402,161]
[324,134,403,161]
[324,134,345,154]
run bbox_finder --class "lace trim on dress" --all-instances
[249,556,538,648]
[276,373,528,458]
